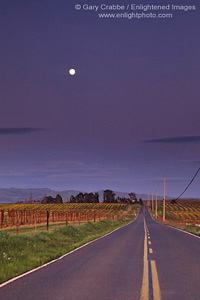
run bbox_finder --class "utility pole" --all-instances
[163,176,166,221]
[152,191,154,211]
[155,190,158,218]
[148,193,150,207]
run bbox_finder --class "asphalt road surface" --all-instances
[0,206,200,300]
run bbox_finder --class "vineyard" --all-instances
[153,201,200,225]
[0,203,136,233]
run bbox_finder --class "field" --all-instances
[0,203,131,234]
[150,200,200,236]
[0,203,139,284]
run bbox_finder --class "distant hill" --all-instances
[0,188,83,203]
[0,188,172,203]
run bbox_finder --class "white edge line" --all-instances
[0,208,141,289]
[164,224,200,240]
[148,208,200,240]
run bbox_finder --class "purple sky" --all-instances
[0,0,200,197]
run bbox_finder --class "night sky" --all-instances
[0,0,200,197]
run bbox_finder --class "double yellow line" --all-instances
[140,219,161,300]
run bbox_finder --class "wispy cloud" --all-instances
[31,160,126,174]
[0,161,127,182]
[0,128,43,135]
[144,136,200,144]
[0,171,25,177]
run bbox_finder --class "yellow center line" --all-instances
[151,260,161,300]
[140,219,149,300]
[140,218,161,300]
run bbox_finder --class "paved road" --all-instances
[144,208,200,300]
[0,206,200,300]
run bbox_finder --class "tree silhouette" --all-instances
[129,193,138,203]
[103,190,116,203]
[69,192,99,203]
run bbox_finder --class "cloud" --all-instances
[0,171,25,177]
[0,128,43,135]
[31,160,127,174]
[144,136,200,144]
[4,161,127,183]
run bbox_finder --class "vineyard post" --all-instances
[10,210,13,226]
[155,190,158,218]
[16,211,19,235]
[78,212,80,225]
[20,211,23,225]
[1,210,4,228]
[26,210,28,224]
[66,213,68,226]
[56,212,58,227]
[7,209,9,226]
[35,211,37,232]
[13,211,15,226]
[163,176,166,221]
[47,210,50,231]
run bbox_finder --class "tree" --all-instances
[103,190,116,203]
[129,193,138,204]
[42,194,63,204]
[84,193,95,203]
[75,193,85,203]
[55,194,63,203]
[69,195,76,203]
[94,192,99,203]
[70,192,99,203]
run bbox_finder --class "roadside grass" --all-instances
[0,221,84,236]
[0,206,139,284]
[173,224,200,237]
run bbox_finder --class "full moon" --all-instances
[69,68,76,76]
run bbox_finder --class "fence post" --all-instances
[78,212,80,225]
[1,210,4,228]
[16,211,19,235]
[47,211,50,231]
[66,213,68,226]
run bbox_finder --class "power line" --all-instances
[175,167,200,201]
